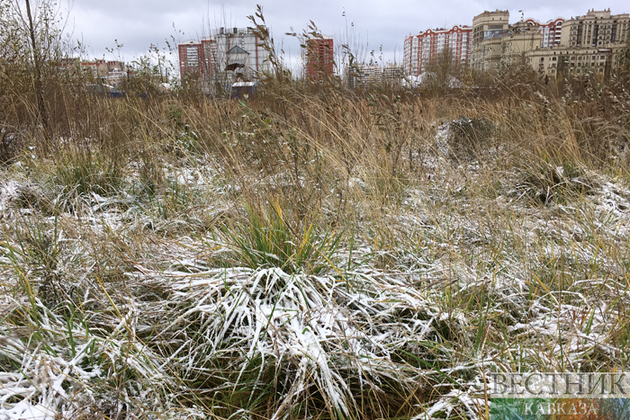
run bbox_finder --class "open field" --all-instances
[2,67,630,419]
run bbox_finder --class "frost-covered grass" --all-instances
[1,78,630,419]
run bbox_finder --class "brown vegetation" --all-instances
[2,4,630,418]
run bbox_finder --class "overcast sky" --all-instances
[62,0,629,72]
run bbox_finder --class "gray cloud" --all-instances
[65,0,629,67]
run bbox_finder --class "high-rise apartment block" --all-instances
[525,46,615,78]
[211,27,269,78]
[472,17,544,72]
[61,59,126,78]
[470,10,510,72]
[560,9,629,47]
[524,9,628,78]
[178,27,269,86]
[403,26,472,76]
[178,41,208,80]
[60,59,128,88]
[305,37,334,81]
[468,8,628,77]
[347,63,404,88]
[525,18,563,48]
[472,10,510,47]
[402,8,629,79]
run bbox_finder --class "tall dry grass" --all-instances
[1,58,630,419]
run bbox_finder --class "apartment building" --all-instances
[210,27,269,79]
[347,63,404,88]
[523,9,628,78]
[561,9,629,48]
[470,10,510,71]
[501,21,543,66]
[59,58,129,89]
[525,46,616,77]
[525,17,563,48]
[403,25,472,76]
[60,59,126,78]
[178,27,270,85]
[403,7,628,79]
[305,37,334,82]
[178,41,207,80]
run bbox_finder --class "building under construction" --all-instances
[178,27,270,92]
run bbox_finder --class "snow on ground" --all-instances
[1,142,630,418]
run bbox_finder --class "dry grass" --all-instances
[1,64,630,419]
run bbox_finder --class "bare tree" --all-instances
[423,45,463,92]
[0,0,67,137]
